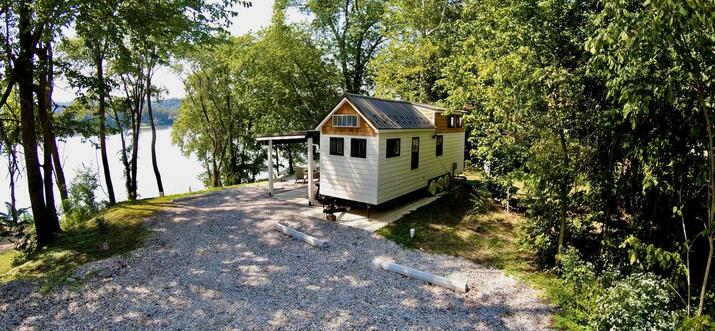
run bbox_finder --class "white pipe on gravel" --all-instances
[372,257,469,293]
[273,223,328,248]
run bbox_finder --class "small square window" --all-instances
[436,135,443,156]
[351,138,367,158]
[386,138,400,158]
[330,137,344,156]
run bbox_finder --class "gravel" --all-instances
[0,186,553,330]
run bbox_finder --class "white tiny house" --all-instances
[315,94,466,206]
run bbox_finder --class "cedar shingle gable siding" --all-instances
[434,113,465,133]
[321,102,377,136]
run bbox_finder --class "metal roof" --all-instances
[344,94,436,129]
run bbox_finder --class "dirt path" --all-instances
[0,186,552,330]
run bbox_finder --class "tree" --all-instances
[441,0,599,263]
[301,0,386,93]
[588,0,715,316]
[372,0,460,102]
[68,0,124,205]
[1,0,77,244]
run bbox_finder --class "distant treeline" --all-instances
[57,98,181,127]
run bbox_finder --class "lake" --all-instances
[2,126,207,209]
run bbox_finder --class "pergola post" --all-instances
[268,139,274,196]
[307,136,314,205]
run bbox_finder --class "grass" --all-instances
[376,177,579,330]
[0,181,265,292]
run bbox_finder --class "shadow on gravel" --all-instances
[1,187,552,330]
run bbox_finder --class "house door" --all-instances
[411,137,419,169]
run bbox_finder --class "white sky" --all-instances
[54,0,296,102]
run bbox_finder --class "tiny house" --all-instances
[315,94,465,206]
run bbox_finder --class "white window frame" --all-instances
[332,114,359,128]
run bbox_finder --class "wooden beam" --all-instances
[307,136,314,205]
[268,139,274,196]
[372,257,469,292]
[273,223,327,248]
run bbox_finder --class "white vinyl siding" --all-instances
[319,134,379,204]
[376,131,464,204]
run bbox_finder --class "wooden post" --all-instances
[273,222,327,248]
[268,139,274,196]
[307,136,314,205]
[372,257,469,292]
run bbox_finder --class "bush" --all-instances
[0,205,35,252]
[556,248,602,326]
[468,182,491,215]
[65,165,100,225]
[591,272,676,330]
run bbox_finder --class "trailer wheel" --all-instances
[428,180,439,195]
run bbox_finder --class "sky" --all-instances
[54,0,294,102]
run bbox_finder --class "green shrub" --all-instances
[0,204,35,252]
[556,248,602,327]
[65,165,100,226]
[468,182,491,215]
[591,272,676,330]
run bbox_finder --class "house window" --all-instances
[329,137,344,156]
[386,138,400,158]
[332,114,359,127]
[411,137,419,169]
[351,138,367,158]
[436,135,443,156]
[447,115,455,128]
[457,115,463,128]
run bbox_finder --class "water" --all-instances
[1,126,206,209]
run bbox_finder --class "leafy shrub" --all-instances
[556,248,602,326]
[468,182,491,215]
[65,165,100,225]
[679,314,715,331]
[591,272,676,330]
[0,204,35,252]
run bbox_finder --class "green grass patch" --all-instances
[376,182,580,329]
[0,182,264,292]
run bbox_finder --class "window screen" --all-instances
[332,115,358,127]
[351,138,367,158]
[329,137,344,156]
[436,135,443,156]
[386,138,400,158]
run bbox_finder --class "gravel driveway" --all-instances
[1,187,552,330]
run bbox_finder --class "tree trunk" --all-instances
[17,2,52,245]
[0,122,19,222]
[699,105,715,316]
[37,42,61,232]
[698,237,714,316]
[288,147,294,175]
[274,145,280,175]
[111,100,133,201]
[146,70,164,197]
[128,83,143,200]
[45,40,68,208]
[50,136,68,206]
[96,54,116,205]
[556,131,571,262]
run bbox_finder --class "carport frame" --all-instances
[256,130,320,205]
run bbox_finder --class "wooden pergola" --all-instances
[255,130,320,205]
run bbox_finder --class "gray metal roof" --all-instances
[344,94,436,129]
